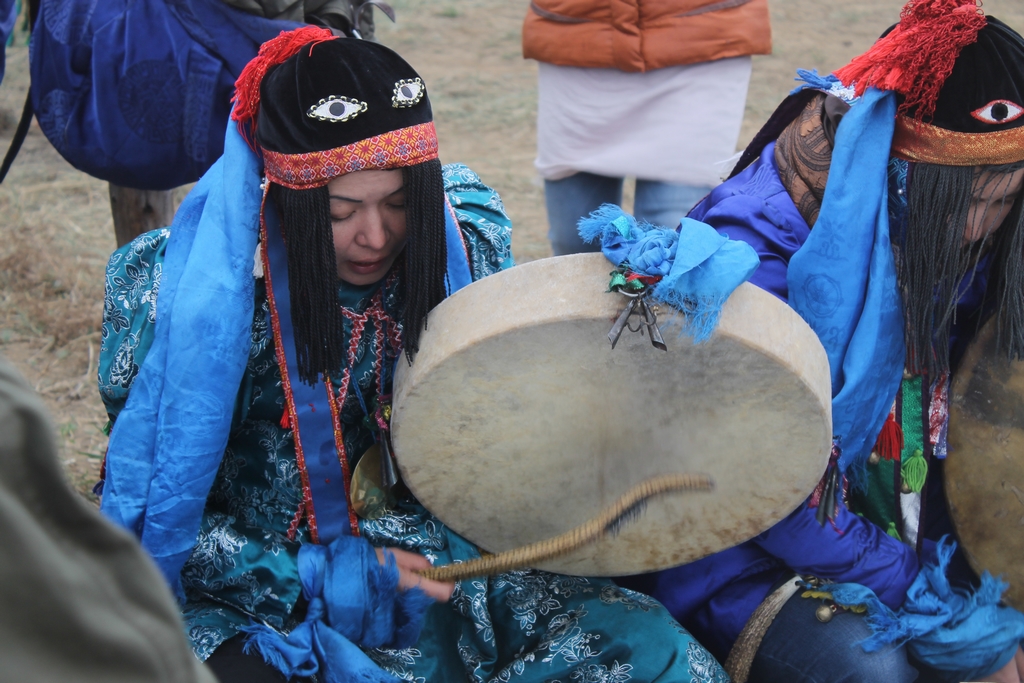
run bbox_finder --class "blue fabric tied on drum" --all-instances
[578,206,759,342]
[627,229,678,276]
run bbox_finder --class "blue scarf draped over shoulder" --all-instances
[101,124,261,597]
[786,87,906,478]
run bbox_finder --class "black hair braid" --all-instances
[269,182,347,385]
[400,159,448,360]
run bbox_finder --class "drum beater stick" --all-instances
[417,472,714,582]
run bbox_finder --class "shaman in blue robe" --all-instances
[621,134,1017,678]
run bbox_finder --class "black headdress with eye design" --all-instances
[254,38,434,156]
[851,14,1024,374]
[918,18,1024,134]
[232,31,448,385]
[735,4,1024,374]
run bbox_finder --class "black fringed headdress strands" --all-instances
[401,159,447,357]
[898,161,1024,374]
[833,4,1024,372]
[269,183,347,385]
[986,169,1024,361]
[898,162,973,374]
[231,31,447,384]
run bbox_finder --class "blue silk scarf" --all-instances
[242,536,433,683]
[785,87,906,479]
[101,124,261,597]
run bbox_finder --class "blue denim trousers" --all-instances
[544,171,711,256]
[749,592,924,683]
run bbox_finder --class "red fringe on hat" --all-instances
[833,0,986,120]
[231,26,336,142]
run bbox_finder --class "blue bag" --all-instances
[29,0,299,189]
[0,0,17,85]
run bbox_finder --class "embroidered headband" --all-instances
[262,122,439,189]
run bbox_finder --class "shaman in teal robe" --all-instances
[99,163,729,682]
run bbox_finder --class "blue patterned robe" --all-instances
[99,164,729,682]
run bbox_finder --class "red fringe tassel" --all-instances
[833,0,986,120]
[230,26,336,142]
[874,413,904,462]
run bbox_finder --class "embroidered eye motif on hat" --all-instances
[308,96,367,123]
[970,100,1024,125]
[392,78,425,108]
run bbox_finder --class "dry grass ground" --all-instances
[0,44,116,499]
[1,0,1022,499]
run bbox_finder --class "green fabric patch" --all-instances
[848,453,898,530]
[901,376,927,493]
[850,375,931,537]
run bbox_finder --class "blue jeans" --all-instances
[750,592,921,683]
[544,172,711,256]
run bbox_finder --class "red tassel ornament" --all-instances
[833,0,986,121]
[873,412,904,462]
[231,26,336,139]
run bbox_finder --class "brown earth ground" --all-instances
[1,0,1023,500]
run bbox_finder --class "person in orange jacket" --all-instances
[523,0,771,255]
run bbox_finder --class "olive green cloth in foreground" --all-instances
[0,355,217,683]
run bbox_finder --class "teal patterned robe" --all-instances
[99,164,729,682]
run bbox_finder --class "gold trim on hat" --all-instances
[892,115,1024,166]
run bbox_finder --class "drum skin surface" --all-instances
[392,253,833,576]
[947,318,1024,609]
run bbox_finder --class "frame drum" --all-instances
[392,253,832,576]
[947,317,1024,609]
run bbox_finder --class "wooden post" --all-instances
[109,184,176,247]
